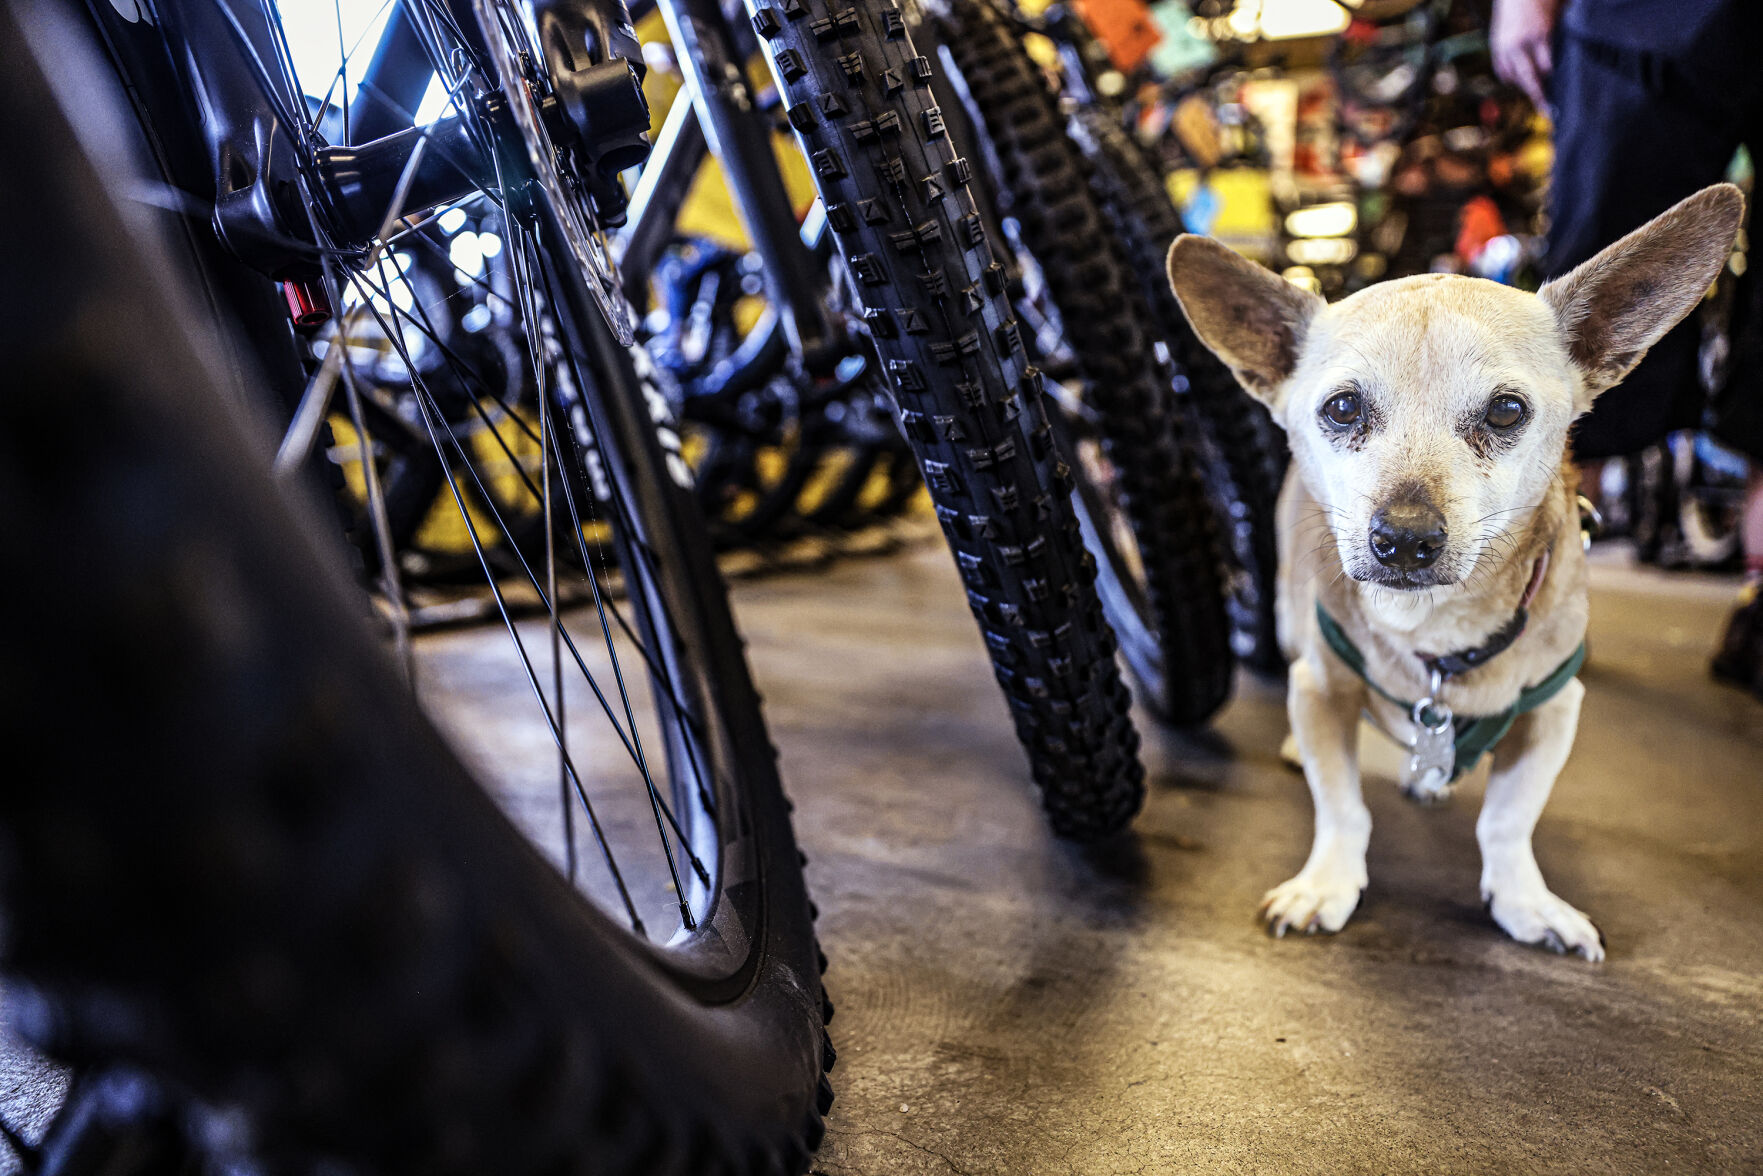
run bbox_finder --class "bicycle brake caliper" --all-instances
[530,0,652,226]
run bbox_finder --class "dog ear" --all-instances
[1539,183,1744,408]
[1166,234,1323,410]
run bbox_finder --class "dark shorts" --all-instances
[1546,24,1763,460]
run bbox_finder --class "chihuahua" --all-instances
[1166,184,1744,959]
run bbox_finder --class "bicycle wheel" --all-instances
[932,0,1236,724]
[3,3,830,1173]
[1065,104,1290,674]
[800,386,899,528]
[743,0,1145,836]
[865,428,934,521]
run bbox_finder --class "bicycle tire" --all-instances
[800,440,884,526]
[1065,103,1290,674]
[933,0,1235,723]
[743,0,1144,837]
[2,7,830,1174]
[868,438,930,521]
[801,393,899,528]
[696,427,809,542]
[651,250,838,546]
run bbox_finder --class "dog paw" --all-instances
[1260,865,1365,938]
[1483,884,1605,962]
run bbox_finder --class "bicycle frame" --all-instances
[137,0,649,272]
[622,0,842,370]
[136,0,986,401]
[617,0,1006,386]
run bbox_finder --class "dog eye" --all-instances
[1484,393,1528,430]
[1322,390,1362,428]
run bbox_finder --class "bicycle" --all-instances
[943,0,1289,676]
[4,0,835,1169]
[325,0,1156,836]
[611,0,1154,835]
[926,0,1240,718]
[4,0,1238,1159]
[646,235,923,548]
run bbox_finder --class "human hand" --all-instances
[1490,0,1562,113]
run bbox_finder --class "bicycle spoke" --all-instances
[352,253,554,510]
[536,357,721,824]
[349,261,712,917]
[541,317,577,886]
[341,268,650,935]
[347,273,641,749]
[526,261,696,920]
[517,235,724,758]
[539,397,721,837]
[276,65,478,476]
[307,0,401,134]
[259,0,732,937]
[332,286,415,677]
[348,283,674,799]
[332,0,349,143]
[397,212,521,313]
[506,220,709,911]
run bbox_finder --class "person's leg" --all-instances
[1747,473,1763,570]
[1713,227,1763,580]
[1547,32,1740,462]
[1708,251,1763,693]
[1710,470,1763,695]
[1707,106,1763,695]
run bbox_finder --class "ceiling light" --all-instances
[1286,201,1358,238]
[1255,0,1351,39]
[1286,237,1359,266]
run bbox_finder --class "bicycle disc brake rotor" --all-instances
[473,0,635,345]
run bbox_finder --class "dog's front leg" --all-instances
[1263,657,1369,936]
[1477,678,1604,961]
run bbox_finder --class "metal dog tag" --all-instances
[1403,669,1456,803]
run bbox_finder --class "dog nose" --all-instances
[1369,501,1447,570]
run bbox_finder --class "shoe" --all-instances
[1711,578,1763,700]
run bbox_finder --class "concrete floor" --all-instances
[732,542,1763,1176]
[3,541,1759,1173]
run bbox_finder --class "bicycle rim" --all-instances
[247,0,771,982]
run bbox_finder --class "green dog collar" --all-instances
[1315,601,1586,781]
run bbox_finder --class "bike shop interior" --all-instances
[3,0,1760,1172]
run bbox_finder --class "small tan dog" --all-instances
[1167,184,1744,960]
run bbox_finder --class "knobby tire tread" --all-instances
[937,0,1234,723]
[1066,106,1288,672]
[746,0,1145,837]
